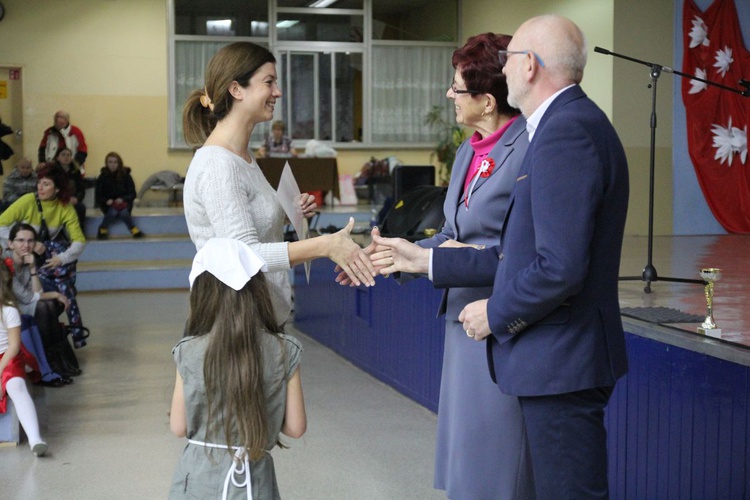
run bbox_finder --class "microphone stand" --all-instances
[594,47,750,293]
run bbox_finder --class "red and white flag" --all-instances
[682,0,750,233]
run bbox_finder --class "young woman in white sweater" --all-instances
[182,42,376,328]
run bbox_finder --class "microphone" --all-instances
[594,46,610,55]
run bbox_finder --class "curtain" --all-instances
[682,0,750,233]
[371,45,455,143]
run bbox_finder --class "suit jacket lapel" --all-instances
[500,86,585,243]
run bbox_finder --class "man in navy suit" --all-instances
[372,15,629,499]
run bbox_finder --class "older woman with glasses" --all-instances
[356,33,536,499]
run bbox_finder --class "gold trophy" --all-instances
[697,268,721,338]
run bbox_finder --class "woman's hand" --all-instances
[335,226,380,286]
[21,252,36,267]
[370,233,431,275]
[41,255,63,269]
[328,217,376,287]
[55,292,70,311]
[439,239,468,248]
[299,193,318,219]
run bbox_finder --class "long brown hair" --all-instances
[0,261,19,328]
[103,151,127,180]
[182,42,276,146]
[187,270,283,461]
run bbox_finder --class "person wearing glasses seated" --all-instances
[5,223,76,383]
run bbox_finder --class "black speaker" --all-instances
[392,165,435,202]
[381,186,447,241]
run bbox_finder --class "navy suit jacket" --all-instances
[433,85,629,396]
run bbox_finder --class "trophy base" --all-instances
[697,327,722,338]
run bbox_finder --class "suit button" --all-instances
[498,253,504,261]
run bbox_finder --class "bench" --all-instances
[0,382,47,446]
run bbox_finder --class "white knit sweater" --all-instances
[183,146,291,325]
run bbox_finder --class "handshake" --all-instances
[331,226,493,341]
[332,226,435,287]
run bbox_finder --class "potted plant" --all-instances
[425,105,466,185]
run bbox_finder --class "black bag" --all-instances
[381,186,447,242]
[0,140,13,161]
[33,194,76,278]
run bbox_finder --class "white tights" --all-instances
[5,377,43,448]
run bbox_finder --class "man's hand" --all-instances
[459,299,491,340]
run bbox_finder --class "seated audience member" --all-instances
[94,152,144,240]
[257,120,297,158]
[0,163,89,349]
[53,148,86,228]
[1,158,37,212]
[5,223,78,381]
[38,110,88,166]
[0,260,49,457]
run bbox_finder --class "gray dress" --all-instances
[414,118,535,499]
[169,333,302,499]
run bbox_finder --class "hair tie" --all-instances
[199,89,214,111]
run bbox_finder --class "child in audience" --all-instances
[0,260,48,457]
[94,152,144,239]
[53,148,86,228]
[257,120,296,158]
[169,238,306,499]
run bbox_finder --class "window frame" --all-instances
[167,0,459,150]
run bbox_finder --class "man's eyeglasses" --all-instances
[498,50,546,68]
[451,82,480,96]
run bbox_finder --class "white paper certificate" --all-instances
[277,162,311,282]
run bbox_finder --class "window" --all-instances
[168,0,458,149]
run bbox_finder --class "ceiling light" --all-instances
[276,20,299,28]
[308,0,338,8]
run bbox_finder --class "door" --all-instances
[0,65,24,175]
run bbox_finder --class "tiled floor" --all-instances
[1,291,441,500]
[2,231,748,499]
